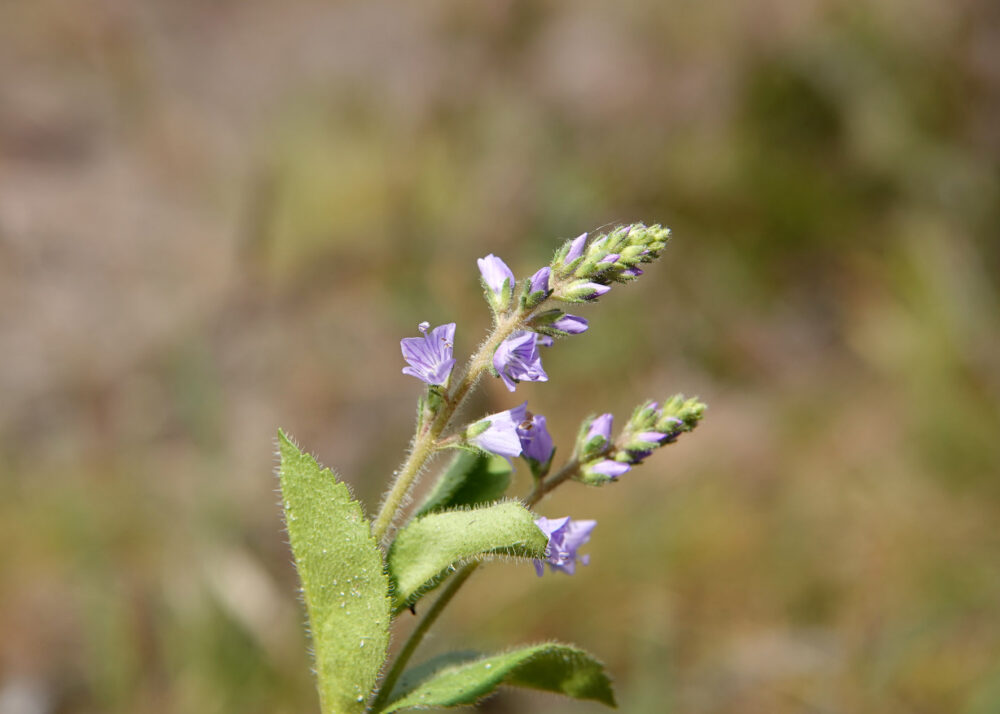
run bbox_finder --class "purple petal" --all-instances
[518,413,554,464]
[637,431,669,443]
[565,233,588,263]
[477,254,515,296]
[600,253,620,264]
[471,402,528,458]
[400,322,456,386]
[591,460,631,478]
[529,267,551,294]
[493,331,548,392]
[534,516,596,576]
[586,413,614,443]
[581,282,611,300]
[551,314,588,334]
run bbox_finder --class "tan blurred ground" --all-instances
[1,1,999,713]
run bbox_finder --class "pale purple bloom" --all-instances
[550,314,588,334]
[600,253,620,264]
[517,413,554,465]
[591,460,631,479]
[586,413,614,444]
[578,282,611,300]
[529,267,551,294]
[637,431,669,444]
[470,402,528,458]
[493,330,548,392]
[565,233,588,263]
[400,322,456,386]
[534,516,597,576]
[477,254,515,296]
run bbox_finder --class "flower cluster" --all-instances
[397,224,699,576]
[577,395,707,485]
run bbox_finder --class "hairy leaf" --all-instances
[278,431,391,714]
[388,501,546,614]
[382,642,616,711]
[416,452,512,517]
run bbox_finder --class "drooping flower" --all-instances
[477,254,515,297]
[400,321,456,386]
[517,412,554,473]
[533,516,597,576]
[468,402,527,459]
[493,330,547,392]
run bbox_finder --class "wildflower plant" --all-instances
[277,223,706,712]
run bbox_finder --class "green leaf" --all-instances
[416,452,512,517]
[387,501,547,614]
[278,431,391,714]
[382,642,616,711]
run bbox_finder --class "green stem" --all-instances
[371,311,524,544]
[368,457,584,711]
[369,562,480,712]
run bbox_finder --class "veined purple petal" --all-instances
[400,322,456,386]
[534,516,597,576]
[477,254,514,296]
[586,413,614,443]
[471,402,528,458]
[551,314,588,334]
[518,413,554,465]
[565,233,588,263]
[493,330,548,392]
[591,460,631,479]
[529,267,551,294]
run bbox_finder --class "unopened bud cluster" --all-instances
[576,394,706,485]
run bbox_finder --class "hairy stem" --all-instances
[368,456,582,711]
[372,310,525,544]
[369,562,480,711]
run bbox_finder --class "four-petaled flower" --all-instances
[400,321,456,386]
[469,402,528,459]
[533,516,597,576]
[493,330,548,392]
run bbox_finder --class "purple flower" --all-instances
[550,314,588,334]
[579,282,611,300]
[529,267,551,294]
[565,233,588,263]
[586,413,614,444]
[599,253,620,264]
[637,431,669,444]
[517,413,554,466]
[621,267,643,278]
[493,330,548,392]
[477,254,515,297]
[469,402,527,458]
[400,322,457,386]
[590,460,631,479]
[534,516,597,576]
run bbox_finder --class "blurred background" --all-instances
[2,0,999,712]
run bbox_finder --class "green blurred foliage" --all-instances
[1,0,998,712]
